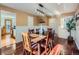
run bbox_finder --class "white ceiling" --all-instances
[1,3,79,16]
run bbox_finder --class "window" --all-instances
[27,16,34,26]
[60,16,73,29]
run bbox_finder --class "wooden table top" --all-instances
[30,34,39,38]
[30,34,46,43]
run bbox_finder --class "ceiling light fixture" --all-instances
[37,3,53,16]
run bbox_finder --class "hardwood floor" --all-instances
[0,36,79,55]
[0,34,16,55]
[0,49,1,55]
[53,37,79,55]
[1,44,16,55]
[14,37,79,55]
[1,34,15,47]
[15,42,23,55]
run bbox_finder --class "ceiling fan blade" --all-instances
[38,4,44,7]
[37,9,45,14]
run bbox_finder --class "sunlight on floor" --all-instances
[1,34,16,55]
[1,34,15,47]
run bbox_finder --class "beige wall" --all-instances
[61,12,75,17]
[0,4,33,26]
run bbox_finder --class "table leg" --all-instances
[38,43,40,55]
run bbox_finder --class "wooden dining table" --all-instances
[30,34,46,55]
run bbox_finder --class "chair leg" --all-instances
[23,49,29,55]
[30,52,32,55]
[23,49,26,55]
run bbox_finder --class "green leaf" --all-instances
[66,17,76,32]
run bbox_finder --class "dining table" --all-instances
[30,34,46,55]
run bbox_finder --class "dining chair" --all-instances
[36,29,39,34]
[29,29,34,34]
[22,32,38,55]
[49,44,64,55]
[41,44,64,55]
[41,32,52,55]
[48,29,56,48]
[43,30,54,50]
[41,30,57,55]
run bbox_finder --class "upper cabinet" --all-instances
[34,16,49,26]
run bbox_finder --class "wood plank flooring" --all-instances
[0,36,79,55]
[15,37,79,55]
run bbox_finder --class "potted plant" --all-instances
[66,17,76,44]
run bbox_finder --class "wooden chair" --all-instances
[22,32,38,55]
[48,29,55,48]
[41,44,64,55]
[49,44,63,55]
[36,29,39,34]
[28,29,34,34]
[41,32,52,55]
[44,31,55,49]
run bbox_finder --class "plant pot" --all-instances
[68,36,73,44]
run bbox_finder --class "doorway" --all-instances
[5,19,12,34]
[1,19,15,47]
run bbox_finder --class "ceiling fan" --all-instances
[37,4,52,16]
[36,4,46,16]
